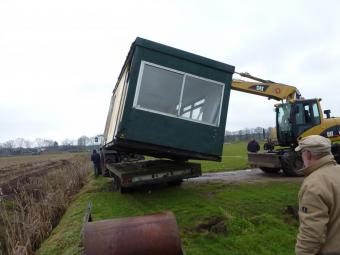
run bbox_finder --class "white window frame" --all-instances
[133,61,225,127]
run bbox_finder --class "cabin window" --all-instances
[135,63,183,116]
[180,76,223,126]
[134,61,224,126]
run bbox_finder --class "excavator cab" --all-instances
[276,99,322,147]
[237,72,340,175]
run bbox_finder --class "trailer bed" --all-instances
[106,160,201,191]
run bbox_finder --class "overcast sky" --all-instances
[1,0,340,143]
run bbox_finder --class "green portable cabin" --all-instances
[103,37,234,161]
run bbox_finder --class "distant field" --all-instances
[0,153,87,188]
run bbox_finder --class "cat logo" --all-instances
[256,85,265,92]
[249,84,269,92]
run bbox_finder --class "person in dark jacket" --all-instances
[264,138,275,151]
[91,150,101,177]
[247,138,260,153]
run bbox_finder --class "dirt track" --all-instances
[187,168,303,184]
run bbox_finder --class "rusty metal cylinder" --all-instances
[84,211,183,255]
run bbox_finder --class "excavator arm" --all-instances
[231,72,301,101]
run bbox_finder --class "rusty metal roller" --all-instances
[84,211,183,255]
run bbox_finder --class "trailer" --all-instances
[105,159,201,193]
[101,37,235,192]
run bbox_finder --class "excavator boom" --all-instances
[232,72,301,101]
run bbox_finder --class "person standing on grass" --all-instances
[90,149,101,177]
[295,135,340,255]
[247,138,260,153]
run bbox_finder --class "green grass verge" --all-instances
[196,141,265,173]
[37,176,301,255]
[142,141,262,173]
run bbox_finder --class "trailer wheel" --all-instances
[112,174,120,192]
[167,179,183,186]
[281,151,303,177]
[259,167,281,174]
[111,174,130,193]
[100,151,108,176]
[119,186,130,194]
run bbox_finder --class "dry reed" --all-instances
[0,156,90,255]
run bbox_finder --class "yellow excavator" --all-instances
[231,72,340,176]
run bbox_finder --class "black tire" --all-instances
[112,174,130,194]
[100,151,110,177]
[259,167,281,174]
[280,151,304,177]
[100,151,105,171]
[112,174,120,192]
[119,186,131,194]
[167,179,183,186]
[103,169,110,177]
[331,144,340,164]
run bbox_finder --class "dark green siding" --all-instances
[115,39,233,159]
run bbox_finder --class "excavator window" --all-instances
[295,104,306,125]
[277,104,292,132]
[292,101,322,139]
[304,105,312,123]
[294,103,319,125]
[276,103,294,145]
[312,103,321,124]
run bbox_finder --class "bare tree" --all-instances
[43,139,55,147]
[3,140,15,149]
[35,138,45,148]
[61,139,72,146]
[24,140,32,148]
[14,138,25,148]
[77,136,90,147]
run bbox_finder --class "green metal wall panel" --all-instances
[113,40,233,159]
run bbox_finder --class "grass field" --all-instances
[197,141,256,173]
[37,177,301,255]
[146,141,252,173]
[36,142,302,255]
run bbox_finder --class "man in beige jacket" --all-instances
[295,135,340,255]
